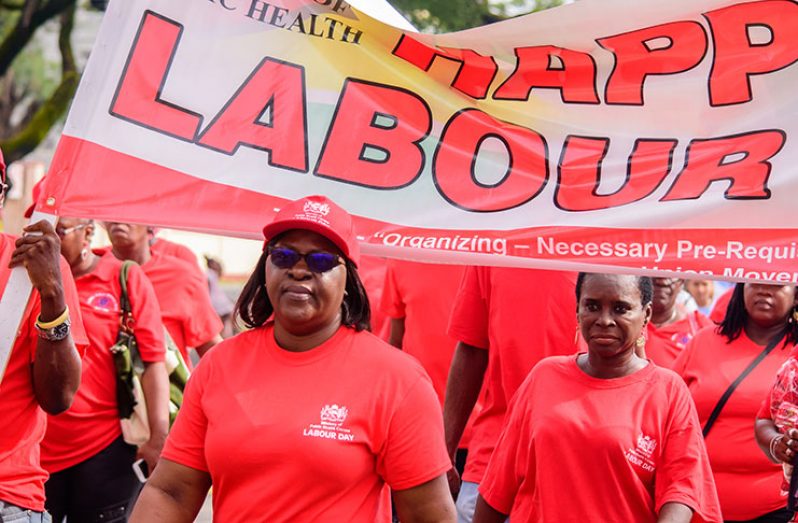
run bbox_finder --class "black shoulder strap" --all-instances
[702,330,787,437]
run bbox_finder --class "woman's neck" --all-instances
[71,251,99,278]
[652,305,681,327]
[273,318,342,353]
[578,349,648,379]
[744,320,787,346]
[111,243,151,266]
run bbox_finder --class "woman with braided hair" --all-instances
[674,282,798,522]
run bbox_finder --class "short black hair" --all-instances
[235,251,371,332]
[575,272,653,307]
[718,283,798,345]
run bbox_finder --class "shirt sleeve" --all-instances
[478,383,531,515]
[161,356,210,472]
[380,262,405,320]
[655,379,722,523]
[448,266,489,350]
[376,375,451,490]
[756,396,771,421]
[60,255,89,356]
[127,264,166,363]
[182,272,223,348]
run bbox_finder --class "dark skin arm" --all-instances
[393,475,456,523]
[10,221,81,414]
[473,495,506,523]
[129,459,211,523]
[138,360,170,473]
[442,341,487,496]
[657,502,693,522]
[194,334,222,357]
[388,317,405,349]
[755,419,798,464]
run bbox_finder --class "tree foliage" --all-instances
[387,0,563,33]
[0,0,78,163]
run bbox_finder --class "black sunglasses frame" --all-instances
[267,246,343,273]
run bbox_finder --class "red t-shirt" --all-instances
[646,311,713,369]
[162,324,451,522]
[358,255,390,340]
[381,260,465,404]
[709,290,733,324]
[480,356,722,522]
[150,237,199,268]
[380,260,479,449]
[41,251,166,473]
[0,234,88,511]
[448,267,579,484]
[141,251,222,364]
[673,327,793,519]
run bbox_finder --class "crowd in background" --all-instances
[1,154,798,523]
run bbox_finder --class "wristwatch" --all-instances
[35,308,72,341]
[36,318,71,341]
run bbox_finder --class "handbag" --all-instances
[111,261,191,446]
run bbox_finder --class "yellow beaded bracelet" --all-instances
[35,306,70,330]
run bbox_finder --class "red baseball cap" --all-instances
[262,195,360,266]
[23,176,46,218]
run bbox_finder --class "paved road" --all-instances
[195,494,212,522]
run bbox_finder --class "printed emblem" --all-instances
[670,332,692,349]
[636,434,657,457]
[296,201,332,226]
[625,433,657,473]
[320,404,348,426]
[87,292,119,313]
[303,404,354,442]
[303,201,330,217]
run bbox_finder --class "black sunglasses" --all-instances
[267,246,342,273]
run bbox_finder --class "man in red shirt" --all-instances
[358,254,390,339]
[645,277,712,368]
[0,148,88,521]
[381,259,465,404]
[148,230,199,268]
[381,260,477,471]
[105,222,222,365]
[443,266,580,522]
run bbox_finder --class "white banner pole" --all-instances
[0,211,58,384]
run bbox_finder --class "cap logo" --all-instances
[303,201,330,217]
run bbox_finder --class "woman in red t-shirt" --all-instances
[646,277,712,368]
[673,283,797,522]
[473,273,722,523]
[41,218,170,522]
[130,196,455,523]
